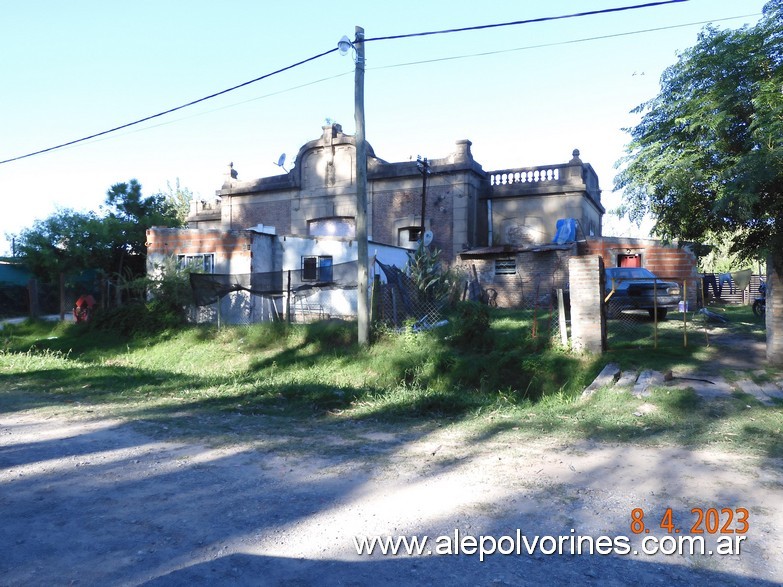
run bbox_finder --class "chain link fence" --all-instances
[188,261,361,327]
[605,273,764,350]
[186,262,763,355]
[186,258,568,349]
[371,272,446,333]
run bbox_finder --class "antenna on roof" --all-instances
[273,153,287,172]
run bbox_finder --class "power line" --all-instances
[0,47,339,165]
[105,12,759,145]
[364,0,690,43]
[371,13,759,72]
[73,71,354,148]
[1,0,693,166]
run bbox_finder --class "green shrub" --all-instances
[89,303,150,336]
[303,319,356,349]
[449,301,491,349]
[89,298,185,337]
[88,256,192,336]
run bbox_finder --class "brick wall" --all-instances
[581,236,699,303]
[146,228,251,274]
[372,183,456,264]
[457,246,573,308]
[229,200,291,234]
[371,187,420,246]
[569,255,606,353]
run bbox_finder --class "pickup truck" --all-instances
[605,267,681,320]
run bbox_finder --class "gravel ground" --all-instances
[2,404,782,586]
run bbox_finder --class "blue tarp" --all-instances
[552,218,577,244]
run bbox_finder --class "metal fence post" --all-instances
[286,270,292,324]
[653,279,658,349]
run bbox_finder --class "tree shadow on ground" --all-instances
[2,412,780,586]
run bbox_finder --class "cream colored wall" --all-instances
[491,193,600,245]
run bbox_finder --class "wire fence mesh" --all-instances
[184,261,763,351]
[188,261,360,327]
[371,261,447,332]
[605,274,764,350]
[185,260,569,349]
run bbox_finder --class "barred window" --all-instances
[495,258,517,275]
[302,256,318,281]
[177,253,214,273]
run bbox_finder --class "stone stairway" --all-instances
[582,363,783,406]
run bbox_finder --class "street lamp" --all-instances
[337,35,352,55]
[339,26,369,345]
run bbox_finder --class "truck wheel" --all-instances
[648,308,668,321]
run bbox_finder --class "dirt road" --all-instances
[2,406,781,586]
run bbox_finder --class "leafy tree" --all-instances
[14,210,103,318]
[159,178,194,225]
[16,211,96,277]
[614,0,783,363]
[14,179,186,315]
[102,179,184,301]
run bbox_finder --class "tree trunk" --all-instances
[59,272,66,321]
[115,253,124,307]
[766,257,783,366]
[27,278,40,318]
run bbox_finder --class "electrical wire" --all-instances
[77,71,354,147]
[122,12,759,145]
[1,0,695,166]
[0,47,339,165]
[364,0,689,43]
[370,14,760,71]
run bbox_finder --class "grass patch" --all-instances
[606,304,765,353]
[1,307,779,457]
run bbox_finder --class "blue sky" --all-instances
[0,0,769,255]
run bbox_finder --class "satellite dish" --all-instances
[423,230,434,246]
[273,153,287,172]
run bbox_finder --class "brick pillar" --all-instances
[569,255,606,354]
[766,258,783,366]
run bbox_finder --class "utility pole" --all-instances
[416,155,431,238]
[354,26,369,345]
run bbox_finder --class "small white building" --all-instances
[146,224,411,324]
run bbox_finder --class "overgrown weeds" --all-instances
[1,306,779,457]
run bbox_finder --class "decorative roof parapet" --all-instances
[486,148,603,213]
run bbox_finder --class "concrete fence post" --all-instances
[568,255,606,354]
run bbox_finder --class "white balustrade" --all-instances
[489,166,561,186]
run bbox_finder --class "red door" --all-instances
[618,254,641,268]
